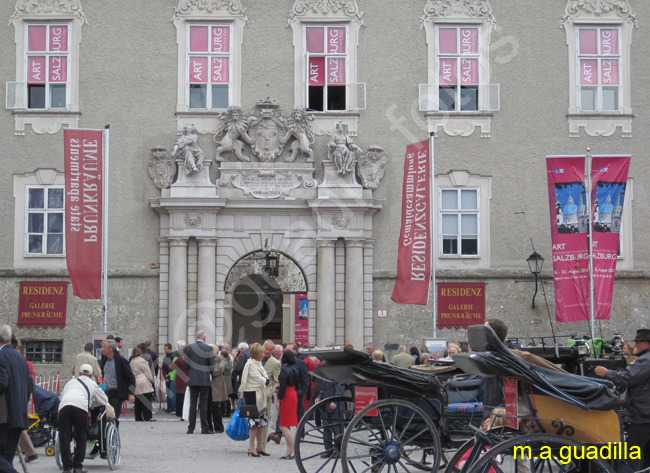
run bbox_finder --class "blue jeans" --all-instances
[166,380,176,411]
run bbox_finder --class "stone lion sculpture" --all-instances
[279,109,315,163]
[213,106,257,162]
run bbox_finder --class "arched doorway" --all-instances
[224,251,307,345]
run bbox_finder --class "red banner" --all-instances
[391,140,431,306]
[354,387,378,417]
[65,129,103,299]
[295,294,309,344]
[546,155,630,322]
[18,281,67,328]
[437,282,485,328]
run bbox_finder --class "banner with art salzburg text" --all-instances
[64,129,103,299]
[590,156,631,320]
[392,140,430,305]
[547,155,630,322]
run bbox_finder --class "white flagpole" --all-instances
[103,125,110,332]
[430,132,437,338]
[586,147,596,341]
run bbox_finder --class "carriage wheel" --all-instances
[106,422,122,470]
[340,399,442,473]
[54,431,63,470]
[295,396,354,473]
[465,433,615,473]
[443,427,521,473]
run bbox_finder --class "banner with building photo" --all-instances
[392,140,431,306]
[295,294,309,344]
[590,156,631,320]
[547,156,590,322]
[64,129,103,299]
[546,155,630,322]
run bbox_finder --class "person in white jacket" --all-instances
[58,364,110,473]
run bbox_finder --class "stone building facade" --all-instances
[2,0,650,375]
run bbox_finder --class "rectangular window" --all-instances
[24,340,63,364]
[440,188,479,256]
[437,26,480,112]
[305,26,347,112]
[26,186,64,256]
[577,27,621,112]
[187,24,231,110]
[26,24,69,110]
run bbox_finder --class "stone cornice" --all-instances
[172,0,247,22]
[289,0,363,23]
[422,0,495,24]
[563,0,637,27]
[10,0,86,24]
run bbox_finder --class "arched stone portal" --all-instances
[224,251,308,345]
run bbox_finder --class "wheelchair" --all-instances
[55,407,121,470]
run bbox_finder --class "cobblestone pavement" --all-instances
[22,408,307,473]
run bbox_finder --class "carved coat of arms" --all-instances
[148,147,176,189]
[249,98,286,162]
[357,145,387,190]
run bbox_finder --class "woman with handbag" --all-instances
[276,349,300,460]
[239,343,269,457]
[130,347,155,421]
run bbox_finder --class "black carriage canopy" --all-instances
[306,346,445,400]
[453,325,618,411]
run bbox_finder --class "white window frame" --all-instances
[14,169,67,270]
[435,171,491,270]
[289,0,364,136]
[25,185,65,257]
[563,0,635,137]
[172,1,247,134]
[421,0,497,138]
[9,4,85,135]
[440,187,481,258]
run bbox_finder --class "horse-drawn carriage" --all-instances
[297,325,642,473]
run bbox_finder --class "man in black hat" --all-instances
[595,328,650,469]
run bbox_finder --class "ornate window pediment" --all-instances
[420,0,498,138]
[172,0,247,22]
[563,0,636,138]
[289,0,362,23]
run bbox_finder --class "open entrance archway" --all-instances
[224,251,307,345]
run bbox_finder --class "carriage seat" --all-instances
[453,325,618,411]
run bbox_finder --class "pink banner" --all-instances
[189,26,208,52]
[460,58,478,84]
[27,56,46,83]
[327,57,345,85]
[439,58,457,85]
[308,56,325,86]
[49,56,67,82]
[306,27,324,53]
[295,294,309,345]
[49,25,68,52]
[579,29,597,55]
[65,129,103,300]
[601,59,619,85]
[28,25,46,51]
[439,28,457,54]
[590,156,630,320]
[189,56,207,83]
[460,28,478,55]
[547,155,630,322]
[211,26,230,53]
[211,57,229,83]
[580,59,597,85]
[547,156,589,323]
[327,27,346,54]
[392,140,431,306]
[600,29,618,55]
